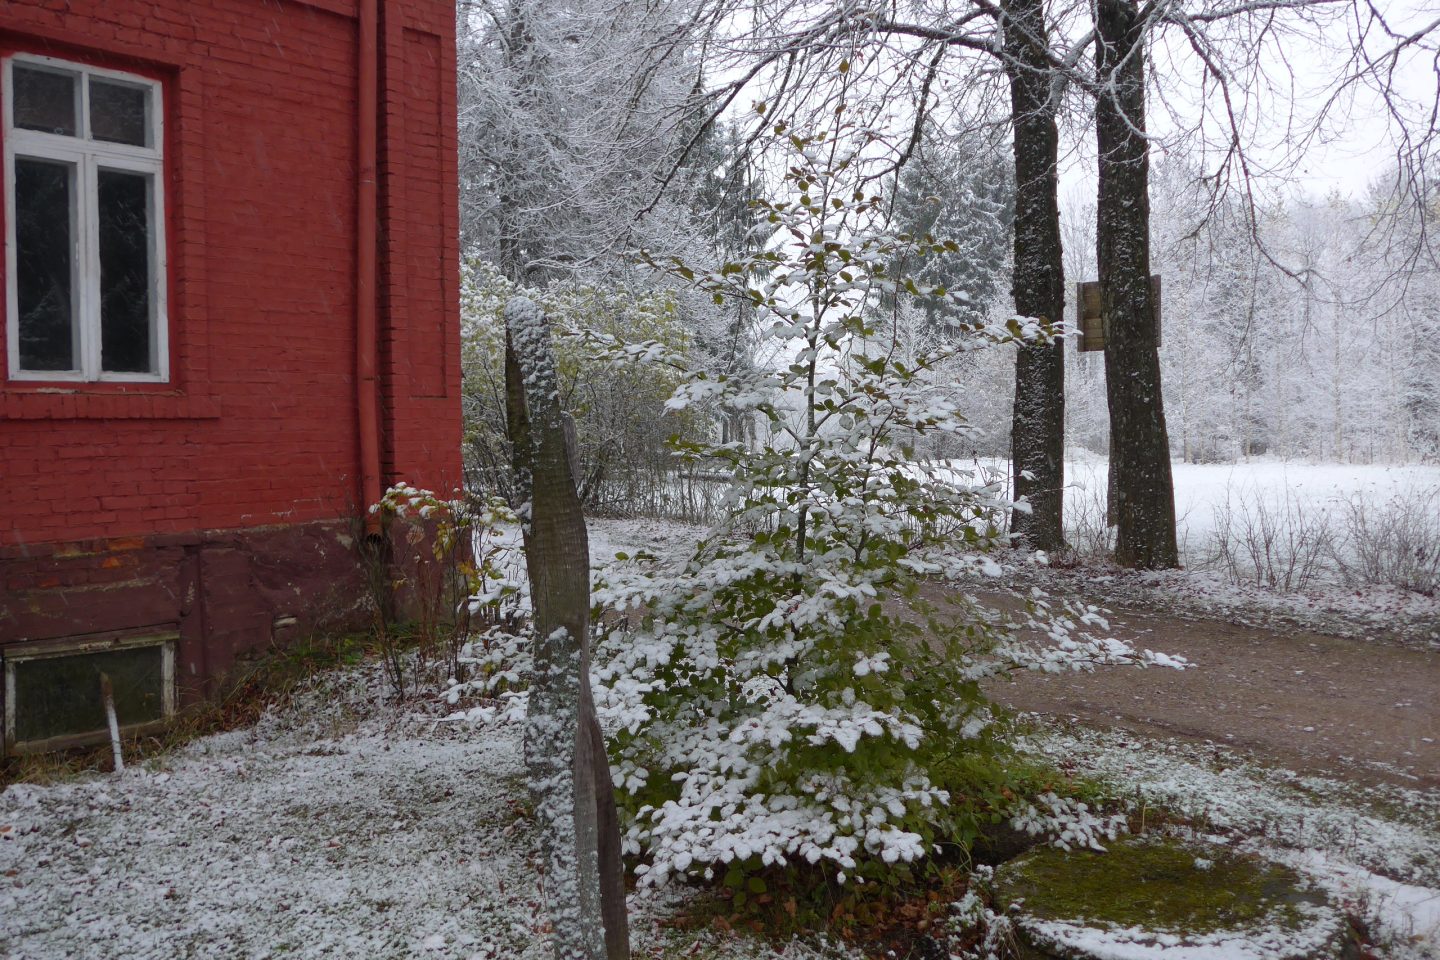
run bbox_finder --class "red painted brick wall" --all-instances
[0,0,462,553]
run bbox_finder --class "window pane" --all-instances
[90,78,149,146]
[12,65,77,136]
[12,645,168,745]
[98,169,155,373]
[14,158,77,372]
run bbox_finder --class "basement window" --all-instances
[4,633,176,754]
[3,54,168,382]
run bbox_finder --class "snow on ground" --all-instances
[584,515,1440,949]
[962,454,1440,558]
[938,456,1440,645]
[1164,460,1437,549]
[1055,564,1440,650]
[0,664,857,960]
[1022,720,1440,959]
[11,663,1435,960]
[1018,916,1351,960]
[4,508,1434,960]
[587,517,703,569]
[584,457,1440,588]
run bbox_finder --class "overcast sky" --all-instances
[1055,0,1439,206]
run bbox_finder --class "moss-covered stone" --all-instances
[993,835,1359,959]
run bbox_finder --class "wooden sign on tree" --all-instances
[1076,275,1162,351]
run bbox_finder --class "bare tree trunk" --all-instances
[1095,0,1178,569]
[505,296,630,960]
[1002,0,1066,553]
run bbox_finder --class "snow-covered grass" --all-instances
[5,511,1434,960]
[6,654,1435,960]
[951,456,1440,643]
[0,661,859,960]
[582,521,1439,957]
[590,458,1440,597]
[1021,720,1440,959]
[1163,460,1437,553]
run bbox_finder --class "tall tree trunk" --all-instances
[1002,0,1066,553]
[1094,0,1178,569]
[505,296,630,960]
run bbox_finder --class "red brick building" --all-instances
[0,0,461,750]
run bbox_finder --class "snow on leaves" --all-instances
[577,118,1183,888]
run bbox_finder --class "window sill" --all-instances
[0,389,220,420]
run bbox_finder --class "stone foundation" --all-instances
[0,520,371,704]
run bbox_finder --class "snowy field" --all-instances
[934,456,1440,597]
[591,459,1440,586]
[1062,457,1440,557]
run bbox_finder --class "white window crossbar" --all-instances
[4,54,168,383]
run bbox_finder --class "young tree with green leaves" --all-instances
[594,107,1175,893]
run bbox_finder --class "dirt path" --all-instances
[966,591,1440,791]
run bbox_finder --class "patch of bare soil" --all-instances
[964,582,1440,791]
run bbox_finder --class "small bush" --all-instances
[366,484,520,697]
[1333,486,1440,596]
[1062,468,1114,562]
[1208,485,1336,592]
[460,263,718,521]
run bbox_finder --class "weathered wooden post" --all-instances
[505,296,629,960]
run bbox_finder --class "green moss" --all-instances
[995,835,1325,935]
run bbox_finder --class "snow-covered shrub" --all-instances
[1062,463,1115,561]
[1007,792,1126,852]
[1334,486,1440,596]
[460,263,719,520]
[1208,484,1336,592]
[591,113,1176,893]
[947,870,1018,960]
[368,484,520,694]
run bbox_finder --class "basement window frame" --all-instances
[3,53,169,383]
[3,631,178,755]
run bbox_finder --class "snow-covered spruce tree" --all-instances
[457,0,699,283]
[886,126,1013,335]
[594,113,1172,895]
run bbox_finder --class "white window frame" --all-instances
[3,53,168,383]
[3,632,177,755]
